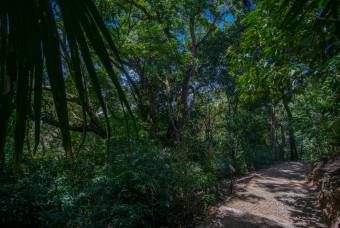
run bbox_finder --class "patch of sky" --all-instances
[203,9,216,21]
[50,0,61,20]
[106,19,119,28]
[245,0,256,10]
[217,4,230,14]
[302,69,310,75]
[223,13,235,22]
[176,32,185,44]
[203,8,235,23]
[175,31,186,53]
[120,67,140,88]
[203,8,235,32]
[316,10,325,17]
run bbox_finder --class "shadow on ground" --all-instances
[253,162,325,227]
[199,162,327,228]
[232,193,265,204]
[275,190,325,227]
[199,207,288,228]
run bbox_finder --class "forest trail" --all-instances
[200,162,327,228]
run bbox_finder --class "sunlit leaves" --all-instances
[228,6,306,104]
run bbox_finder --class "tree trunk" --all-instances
[283,100,298,161]
[166,16,197,144]
[279,124,285,160]
[270,103,278,160]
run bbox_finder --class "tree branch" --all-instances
[39,112,107,139]
[196,14,220,48]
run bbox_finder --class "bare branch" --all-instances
[196,14,221,48]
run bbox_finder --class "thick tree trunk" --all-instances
[175,67,194,140]
[165,16,197,144]
[283,100,298,161]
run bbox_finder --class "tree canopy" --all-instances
[0,0,339,227]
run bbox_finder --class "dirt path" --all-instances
[200,162,327,228]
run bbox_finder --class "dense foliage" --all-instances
[0,0,339,227]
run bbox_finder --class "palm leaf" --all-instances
[0,0,131,174]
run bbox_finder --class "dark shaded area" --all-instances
[256,182,305,194]
[275,193,324,228]
[232,193,265,204]
[257,163,308,180]
[203,208,287,228]
[213,216,285,228]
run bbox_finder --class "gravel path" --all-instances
[200,162,327,228]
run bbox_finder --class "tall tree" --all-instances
[100,0,251,144]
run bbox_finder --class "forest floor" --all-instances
[200,162,327,228]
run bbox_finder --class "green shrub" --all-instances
[0,141,226,227]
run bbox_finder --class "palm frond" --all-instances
[0,0,129,174]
